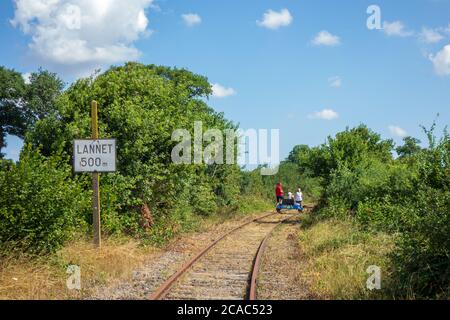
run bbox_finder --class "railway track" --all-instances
[149,212,298,300]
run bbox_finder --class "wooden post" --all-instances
[91,101,101,248]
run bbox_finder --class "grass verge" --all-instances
[0,198,272,300]
[297,214,396,299]
[0,236,157,300]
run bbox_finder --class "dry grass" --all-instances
[0,208,272,300]
[298,216,395,299]
[0,237,159,300]
[0,254,68,300]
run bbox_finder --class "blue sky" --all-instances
[1,0,449,161]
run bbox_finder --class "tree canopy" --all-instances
[26,62,241,231]
[0,66,64,158]
[396,136,422,158]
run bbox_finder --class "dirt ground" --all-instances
[2,210,316,300]
[257,214,317,300]
[163,214,288,300]
[89,211,269,299]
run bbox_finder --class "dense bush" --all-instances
[389,132,449,298]
[0,146,90,253]
[391,187,449,298]
[1,63,251,251]
[278,124,449,299]
[98,173,142,235]
[23,63,243,240]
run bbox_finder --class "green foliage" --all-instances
[24,69,65,122]
[388,130,449,299]
[99,173,141,235]
[326,125,394,175]
[0,66,64,157]
[242,160,323,205]
[240,169,266,196]
[2,63,237,251]
[213,164,241,208]
[190,187,218,216]
[325,158,418,215]
[0,146,90,253]
[287,125,394,182]
[0,66,27,157]
[26,63,241,240]
[281,125,395,205]
[237,196,272,214]
[396,136,422,159]
[288,144,330,178]
[285,122,449,299]
[390,187,450,298]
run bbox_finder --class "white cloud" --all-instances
[22,72,31,84]
[429,44,450,76]
[308,109,339,120]
[211,83,236,98]
[328,76,342,88]
[182,13,201,27]
[389,125,408,138]
[10,0,154,76]
[419,27,444,44]
[257,9,293,30]
[382,21,414,37]
[312,31,341,46]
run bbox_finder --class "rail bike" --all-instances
[276,198,304,213]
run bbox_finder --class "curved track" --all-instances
[149,212,297,300]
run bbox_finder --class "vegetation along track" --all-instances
[149,212,298,300]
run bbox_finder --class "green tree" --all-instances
[24,68,65,122]
[0,66,64,157]
[27,62,240,234]
[396,136,422,158]
[0,67,27,157]
[327,125,394,173]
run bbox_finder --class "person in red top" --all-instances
[275,182,284,204]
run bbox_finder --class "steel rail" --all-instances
[148,212,276,300]
[248,214,300,300]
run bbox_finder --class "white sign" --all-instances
[73,139,116,173]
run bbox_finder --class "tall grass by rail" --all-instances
[0,237,158,300]
[298,214,396,299]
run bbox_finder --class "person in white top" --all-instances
[287,191,293,200]
[295,188,303,206]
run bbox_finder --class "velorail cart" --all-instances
[276,199,304,213]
